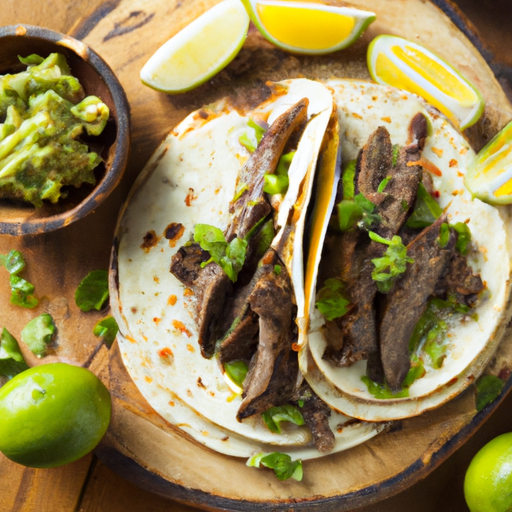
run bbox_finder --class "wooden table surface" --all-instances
[1,0,512,511]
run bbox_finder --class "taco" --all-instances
[110,78,386,459]
[110,63,512,466]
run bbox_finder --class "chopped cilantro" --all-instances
[401,199,409,212]
[254,219,275,259]
[239,118,266,152]
[369,232,413,293]
[224,360,248,388]
[437,222,450,248]
[274,265,281,275]
[0,249,38,309]
[342,159,357,200]
[276,151,295,177]
[476,375,505,412]
[232,182,248,202]
[297,399,305,408]
[21,313,56,357]
[262,404,304,434]
[451,222,471,255]
[247,452,303,481]
[315,278,350,321]
[377,176,392,193]
[263,173,289,195]
[75,270,109,311]
[392,144,400,167]
[406,183,443,229]
[361,375,409,399]
[0,328,28,378]
[193,224,247,282]
[337,200,364,232]
[93,316,119,348]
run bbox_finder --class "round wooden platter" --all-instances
[2,0,512,510]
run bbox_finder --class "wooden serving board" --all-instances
[2,0,512,510]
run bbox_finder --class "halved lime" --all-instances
[465,120,512,205]
[241,0,375,55]
[140,0,250,94]
[367,35,484,130]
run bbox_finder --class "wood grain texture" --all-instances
[1,0,512,511]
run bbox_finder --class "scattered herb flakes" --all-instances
[451,222,471,255]
[315,278,350,321]
[369,232,413,293]
[361,375,409,399]
[93,316,119,348]
[75,270,109,311]
[21,313,56,357]
[392,144,400,167]
[377,176,392,193]
[262,404,304,434]
[342,159,357,200]
[224,360,248,388]
[0,328,28,378]
[0,249,38,309]
[247,452,303,481]
[437,222,450,248]
[476,375,505,412]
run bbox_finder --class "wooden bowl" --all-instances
[0,24,130,236]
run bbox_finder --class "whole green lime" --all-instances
[464,432,512,512]
[0,363,111,468]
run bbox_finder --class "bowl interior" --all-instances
[0,27,128,235]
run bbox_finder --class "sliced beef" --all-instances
[169,244,210,287]
[434,252,484,303]
[227,98,309,241]
[292,384,335,453]
[379,215,455,391]
[193,263,232,358]
[237,249,297,420]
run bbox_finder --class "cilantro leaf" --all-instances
[337,200,363,232]
[354,193,381,229]
[361,375,409,399]
[0,328,29,378]
[263,174,289,195]
[1,249,39,309]
[239,118,266,152]
[276,151,295,177]
[93,316,119,348]
[451,222,471,255]
[262,405,304,434]
[476,375,504,412]
[377,176,392,193]
[247,452,303,481]
[406,183,443,229]
[224,360,248,388]
[75,270,109,311]
[369,232,413,293]
[437,222,450,248]
[21,313,56,357]
[193,224,247,282]
[342,159,357,200]
[315,278,350,321]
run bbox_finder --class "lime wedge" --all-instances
[367,35,484,130]
[140,0,250,94]
[241,0,375,55]
[465,120,512,205]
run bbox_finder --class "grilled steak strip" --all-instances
[227,98,309,241]
[379,215,455,391]
[237,249,297,420]
[169,244,210,287]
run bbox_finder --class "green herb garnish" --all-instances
[247,452,303,481]
[274,265,282,275]
[406,183,443,229]
[193,224,247,282]
[437,222,450,248]
[276,151,295,177]
[232,182,248,202]
[451,222,471,255]
[392,144,400,167]
[361,375,409,399]
[224,360,248,388]
[263,174,289,195]
[369,232,413,293]
[21,313,56,357]
[476,375,505,412]
[262,404,304,434]
[75,270,109,311]
[93,316,119,348]
[0,250,38,309]
[342,159,357,200]
[239,118,266,152]
[377,176,392,193]
[0,328,28,378]
[315,278,350,321]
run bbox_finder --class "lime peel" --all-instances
[241,0,375,55]
[140,0,250,94]
[367,34,484,130]
[465,120,512,205]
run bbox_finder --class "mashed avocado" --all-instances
[0,53,109,206]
